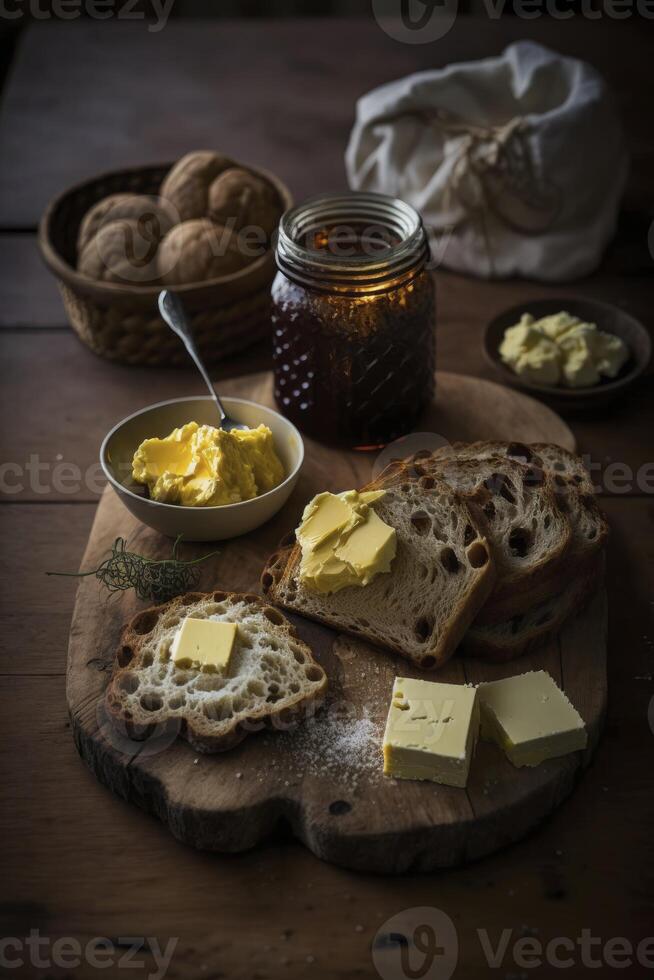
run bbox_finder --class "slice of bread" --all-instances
[430,440,595,495]
[262,477,496,670]
[105,591,327,753]
[375,454,572,616]
[462,553,605,662]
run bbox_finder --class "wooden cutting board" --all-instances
[66,371,607,873]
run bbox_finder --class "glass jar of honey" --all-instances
[272,192,435,449]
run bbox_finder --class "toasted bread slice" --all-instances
[105,591,327,753]
[374,454,572,616]
[462,553,605,662]
[262,477,495,670]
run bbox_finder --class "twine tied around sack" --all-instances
[386,107,562,276]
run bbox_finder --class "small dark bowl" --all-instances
[484,298,651,412]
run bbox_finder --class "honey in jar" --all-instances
[272,193,435,449]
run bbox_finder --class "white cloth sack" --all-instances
[345,41,628,281]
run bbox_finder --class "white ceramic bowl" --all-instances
[100,396,304,541]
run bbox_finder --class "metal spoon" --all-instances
[158,289,248,432]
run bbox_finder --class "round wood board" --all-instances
[67,371,606,873]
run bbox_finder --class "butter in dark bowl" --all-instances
[484,298,651,411]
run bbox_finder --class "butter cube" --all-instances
[478,670,587,768]
[170,618,237,674]
[383,677,479,788]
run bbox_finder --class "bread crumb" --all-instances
[235,771,243,779]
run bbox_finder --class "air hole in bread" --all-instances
[173,673,187,686]
[140,693,163,712]
[131,610,159,636]
[243,593,260,604]
[463,524,475,546]
[247,680,265,696]
[440,547,460,574]
[483,501,496,520]
[414,616,433,643]
[263,606,284,626]
[305,665,323,682]
[117,645,133,668]
[268,683,279,695]
[212,591,227,603]
[419,475,436,490]
[118,672,139,694]
[142,652,154,668]
[554,462,565,472]
[544,514,551,529]
[291,646,305,664]
[467,541,489,568]
[421,655,436,669]
[507,442,532,462]
[524,466,544,488]
[290,683,300,694]
[588,527,597,540]
[498,477,516,503]
[180,593,200,606]
[261,572,274,593]
[508,527,531,558]
[573,474,583,484]
[168,695,185,710]
[410,511,432,535]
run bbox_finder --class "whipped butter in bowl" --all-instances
[484,298,650,409]
[101,397,304,541]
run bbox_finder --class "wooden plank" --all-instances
[0,234,65,329]
[0,19,652,227]
[3,330,652,502]
[0,503,96,675]
[1,496,652,977]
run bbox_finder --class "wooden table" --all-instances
[1,17,653,980]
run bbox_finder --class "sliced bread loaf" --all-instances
[374,454,572,615]
[430,440,595,495]
[105,591,327,753]
[262,477,496,670]
[461,553,605,661]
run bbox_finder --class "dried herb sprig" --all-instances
[47,535,219,603]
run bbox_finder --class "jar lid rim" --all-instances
[275,192,429,290]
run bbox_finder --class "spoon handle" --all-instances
[158,290,227,426]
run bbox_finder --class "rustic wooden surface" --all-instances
[1,16,653,980]
[66,372,597,873]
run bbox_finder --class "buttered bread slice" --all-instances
[262,477,495,669]
[105,591,327,753]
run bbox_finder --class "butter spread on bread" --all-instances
[296,490,396,594]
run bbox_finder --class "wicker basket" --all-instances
[38,162,292,366]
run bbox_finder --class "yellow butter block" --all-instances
[478,670,587,768]
[170,618,237,674]
[383,677,479,788]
